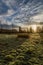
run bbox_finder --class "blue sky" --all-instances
[0,0,43,26]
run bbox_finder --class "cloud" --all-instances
[5,9,15,16]
[0,0,43,26]
[30,12,43,22]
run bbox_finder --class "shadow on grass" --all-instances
[38,33,43,45]
[0,34,29,51]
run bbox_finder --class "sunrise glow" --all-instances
[31,25,37,32]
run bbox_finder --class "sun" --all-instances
[31,25,37,32]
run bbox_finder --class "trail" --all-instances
[0,33,43,65]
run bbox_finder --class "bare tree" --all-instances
[30,27,33,33]
[0,20,2,32]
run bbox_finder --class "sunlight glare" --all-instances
[31,25,37,32]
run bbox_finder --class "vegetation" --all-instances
[0,33,43,65]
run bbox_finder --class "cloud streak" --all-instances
[0,0,43,26]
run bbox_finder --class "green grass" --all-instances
[0,33,43,65]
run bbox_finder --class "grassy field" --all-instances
[0,33,43,65]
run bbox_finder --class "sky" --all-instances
[0,0,43,26]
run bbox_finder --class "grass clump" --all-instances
[0,33,43,65]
